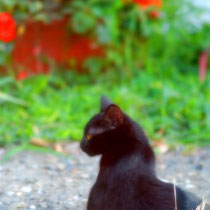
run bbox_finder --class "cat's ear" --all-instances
[104,105,123,128]
[100,96,112,112]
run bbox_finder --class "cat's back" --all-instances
[88,171,204,210]
[87,158,152,210]
[176,187,206,210]
[87,163,175,210]
[87,176,152,210]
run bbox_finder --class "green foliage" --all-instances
[0,0,210,74]
[0,0,209,149]
[0,43,13,66]
[0,70,209,147]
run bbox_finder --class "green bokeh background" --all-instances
[0,0,209,148]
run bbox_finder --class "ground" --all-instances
[0,143,209,210]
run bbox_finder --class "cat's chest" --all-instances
[95,169,134,191]
[88,168,138,210]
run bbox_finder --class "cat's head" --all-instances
[80,96,124,156]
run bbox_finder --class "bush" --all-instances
[0,0,209,76]
[0,1,209,148]
[0,70,209,147]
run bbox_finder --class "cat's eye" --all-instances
[86,133,92,140]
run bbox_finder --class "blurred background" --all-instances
[0,0,209,151]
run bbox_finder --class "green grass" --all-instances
[0,70,209,147]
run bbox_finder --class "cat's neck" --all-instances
[100,140,136,167]
[100,118,155,173]
[99,146,155,177]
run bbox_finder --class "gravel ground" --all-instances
[0,142,209,210]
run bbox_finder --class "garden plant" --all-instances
[0,0,209,150]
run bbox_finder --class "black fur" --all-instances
[80,96,204,210]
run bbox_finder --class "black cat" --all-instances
[80,96,205,210]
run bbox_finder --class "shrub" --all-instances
[0,0,209,78]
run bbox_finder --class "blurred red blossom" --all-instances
[132,0,161,8]
[16,71,28,81]
[199,50,208,82]
[0,12,16,42]
[33,45,42,56]
[148,10,159,19]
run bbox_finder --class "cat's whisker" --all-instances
[173,179,177,210]
[195,197,207,210]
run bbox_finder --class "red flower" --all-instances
[132,0,161,8]
[16,71,28,81]
[0,12,16,42]
[199,50,208,82]
[148,11,160,19]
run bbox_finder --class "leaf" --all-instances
[30,138,50,148]
[33,13,49,22]
[0,77,13,86]
[71,12,96,34]
[153,138,169,154]
[53,143,63,153]
[28,1,43,13]
[0,91,27,106]
[1,144,26,162]
[97,25,110,44]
